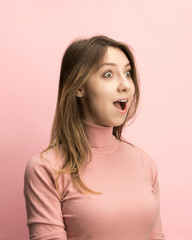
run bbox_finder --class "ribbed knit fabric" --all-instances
[24,121,165,240]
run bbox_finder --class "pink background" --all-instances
[0,0,191,239]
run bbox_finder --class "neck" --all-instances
[83,120,117,150]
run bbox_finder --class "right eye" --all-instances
[103,71,113,78]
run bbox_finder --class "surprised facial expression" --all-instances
[78,47,135,127]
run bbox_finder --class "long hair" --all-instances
[41,35,140,195]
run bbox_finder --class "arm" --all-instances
[23,154,67,240]
[149,157,166,240]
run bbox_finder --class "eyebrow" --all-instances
[98,62,131,69]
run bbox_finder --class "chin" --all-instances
[113,123,124,127]
[97,117,126,127]
[110,119,126,127]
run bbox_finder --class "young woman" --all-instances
[24,35,165,240]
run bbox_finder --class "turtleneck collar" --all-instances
[83,120,118,151]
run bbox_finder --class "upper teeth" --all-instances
[118,100,127,102]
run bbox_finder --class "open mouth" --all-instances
[113,99,128,111]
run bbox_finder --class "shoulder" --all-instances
[120,140,153,160]
[133,144,159,181]
[24,146,70,200]
[121,141,159,178]
[133,144,153,160]
[24,146,65,185]
[24,153,43,180]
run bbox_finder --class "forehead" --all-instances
[102,47,130,65]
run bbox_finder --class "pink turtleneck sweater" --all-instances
[24,121,165,240]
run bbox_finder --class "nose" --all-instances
[117,75,133,92]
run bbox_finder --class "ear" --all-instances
[76,88,85,98]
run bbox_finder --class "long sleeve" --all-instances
[23,154,67,240]
[148,156,165,240]
[23,127,166,240]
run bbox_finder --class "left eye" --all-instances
[125,71,131,77]
[103,72,113,78]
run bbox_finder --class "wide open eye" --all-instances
[103,71,113,78]
[125,71,132,78]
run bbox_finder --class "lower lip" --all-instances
[114,104,128,114]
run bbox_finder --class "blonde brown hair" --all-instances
[41,35,140,195]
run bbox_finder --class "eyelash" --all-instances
[103,70,132,78]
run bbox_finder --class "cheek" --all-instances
[130,82,136,97]
[87,84,112,103]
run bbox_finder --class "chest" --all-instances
[61,151,158,239]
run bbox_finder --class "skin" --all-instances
[77,47,135,127]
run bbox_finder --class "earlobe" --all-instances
[76,88,85,98]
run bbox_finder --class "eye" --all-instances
[103,71,113,78]
[125,71,132,78]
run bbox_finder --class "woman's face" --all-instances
[79,47,135,127]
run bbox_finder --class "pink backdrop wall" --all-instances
[0,0,191,239]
